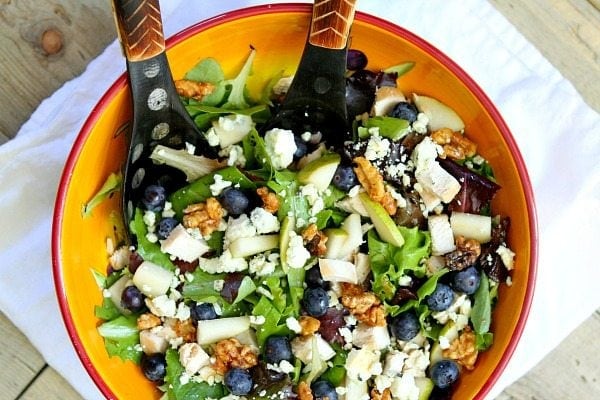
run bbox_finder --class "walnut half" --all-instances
[212,338,258,374]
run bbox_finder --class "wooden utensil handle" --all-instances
[111,0,165,62]
[309,0,357,49]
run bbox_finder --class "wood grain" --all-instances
[0,0,598,399]
[309,0,357,49]
[112,0,165,61]
[0,0,115,138]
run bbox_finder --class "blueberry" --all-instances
[219,188,249,216]
[332,164,358,192]
[140,353,167,382]
[190,302,217,322]
[426,283,455,311]
[142,185,166,212]
[451,266,481,295]
[346,49,368,71]
[430,360,460,389]
[388,101,419,123]
[224,367,253,395]
[305,265,327,289]
[294,134,308,159]
[157,217,178,240]
[121,285,145,313]
[390,311,420,341]
[303,287,329,317]
[264,336,293,364]
[312,380,338,400]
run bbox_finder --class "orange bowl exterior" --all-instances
[53,4,537,399]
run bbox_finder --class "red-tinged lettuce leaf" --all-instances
[438,158,501,214]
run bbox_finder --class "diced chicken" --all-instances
[179,343,211,374]
[415,161,461,203]
[352,323,391,350]
[291,334,336,364]
[372,86,407,116]
[428,214,456,256]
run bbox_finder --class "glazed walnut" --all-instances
[257,186,280,214]
[340,283,386,327]
[442,327,479,370]
[298,316,321,336]
[164,318,197,343]
[431,128,477,160]
[445,235,482,271]
[212,338,258,374]
[174,79,215,101]
[136,313,161,330]
[371,388,392,400]
[353,156,397,216]
[297,381,314,400]
[182,197,223,236]
[302,224,328,257]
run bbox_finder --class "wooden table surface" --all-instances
[1,0,599,399]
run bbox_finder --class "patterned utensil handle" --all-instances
[111,0,165,61]
[309,0,357,49]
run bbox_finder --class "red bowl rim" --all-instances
[52,3,538,399]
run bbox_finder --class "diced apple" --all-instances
[291,334,336,364]
[324,228,349,259]
[359,192,405,247]
[107,275,134,315]
[450,212,492,243]
[415,377,435,400]
[234,329,259,352]
[133,261,174,298]
[297,153,341,191]
[371,86,406,116]
[279,215,295,272]
[428,214,456,256]
[412,93,465,132]
[319,258,358,284]
[228,234,279,258]
[337,213,364,259]
[160,224,210,262]
[196,316,251,345]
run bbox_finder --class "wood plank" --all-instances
[0,311,45,399]
[20,366,83,400]
[491,0,600,113]
[0,0,115,138]
[498,311,600,399]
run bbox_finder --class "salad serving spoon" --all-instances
[262,0,358,148]
[111,0,215,235]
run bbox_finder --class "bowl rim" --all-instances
[52,3,538,399]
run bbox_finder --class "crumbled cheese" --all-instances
[146,295,176,317]
[286,317,303,334]
[145,232,158,243]
[224,214,257,248]
[250,315,266,326]
[218,144,247,168]
[179,342,210,374]
[248,253,279,276]
[496,245,516,270]
[374,374,393,393]
[250,207,280,234]
[213,279,224,291]
[390,372,420,400]
[209,174,233,196]
[162,201,176,218]
[174,302,191,321]
[346,348,382,381]
[301,131,312,142]
[412,112,429,134]
[264,128,297,170]
[286,232,311,269]
[198,249,248,273]
[206,128,220,147]
[364,132,391,161]
[143,210,157,229]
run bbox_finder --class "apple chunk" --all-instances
[359,193,404,247]
[197,316,251,345]
[412,93,465,132]
[297,153,341,191]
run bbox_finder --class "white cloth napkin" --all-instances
[1,1,598,399]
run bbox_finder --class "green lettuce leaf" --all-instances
[97,315,141,363]
[81,172,122,217]
[164,349,226,400]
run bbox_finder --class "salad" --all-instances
[92,47,516,400]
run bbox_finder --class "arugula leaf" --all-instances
[233,276,257,304]
[81,172,122,217]
[471,272,492,334]
[94,297,121,321]
[252,296,291,346]
[476,332,494,351]
[182,269,226,304]
[164,349,226,400]
[97,315,141,363]
[131,208,176,271]
[170,167,256,216]
[223,48,256,110]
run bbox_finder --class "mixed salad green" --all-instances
[91,47,515,400]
